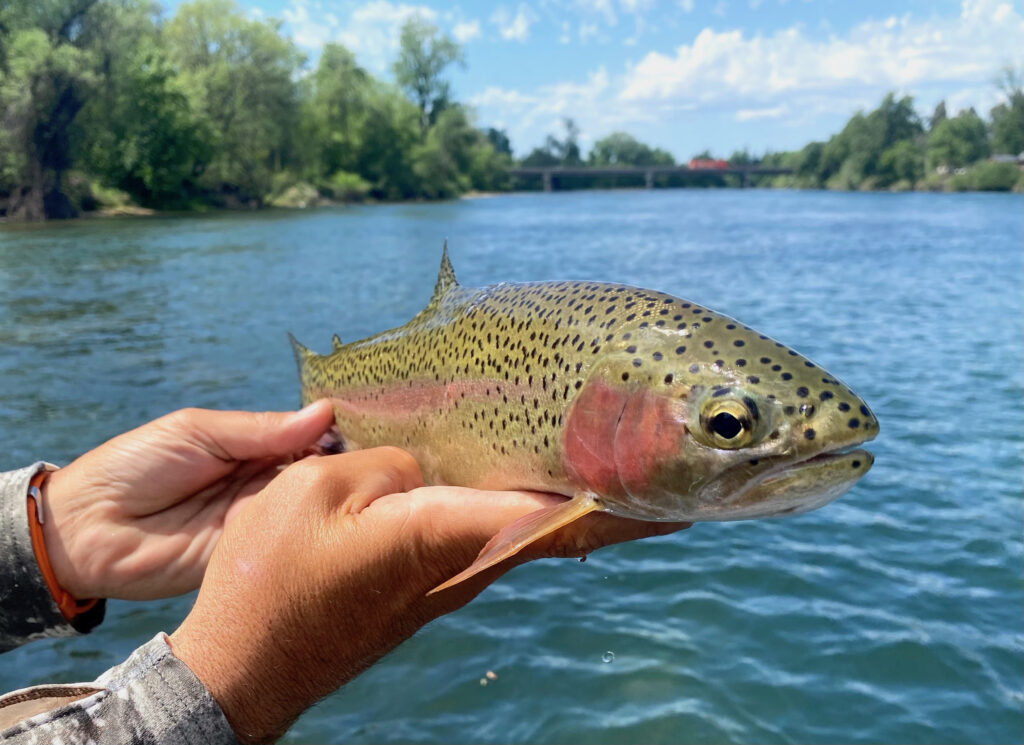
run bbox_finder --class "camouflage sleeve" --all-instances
[0,633,240,744]
[0,464,104,652]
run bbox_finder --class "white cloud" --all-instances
[491,4,539,42]
[282,0,338,48]
[678,0,695,12]
[339,1,437,71]
[470,67,656,154]
[579,21,600,41]
[283,1,437,71]
[452,19,481,42]
[736,104,789,121]
[620,0,1023,110]
[585,0,618,26]
[620,0,655,14]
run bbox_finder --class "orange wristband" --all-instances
[26,470,99,623]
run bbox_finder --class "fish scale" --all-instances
[291,246,878,592]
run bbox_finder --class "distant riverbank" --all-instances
[4,176,1020,227]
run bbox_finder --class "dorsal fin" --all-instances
[427,241,458,308]
[288,332,314,371]
[331,334,343,351]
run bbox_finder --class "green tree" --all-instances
[522,118,583,167]
[989,67,1024,155]
[485,127,512,156]
[589,132,674,166]
[0,0,99,219]
[354,84,422,199]
[928,108,989,168]
[392,17,463,138]
[166,0,303,203]
[73,1,207,206]
[877,140,925,187]
[813,93,923,188]
[300,42,373,182]
[929,100,947,131]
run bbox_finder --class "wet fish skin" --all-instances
[291,247,878,590]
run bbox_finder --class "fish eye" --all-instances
[699,397,756,449]
[711,411,743,439]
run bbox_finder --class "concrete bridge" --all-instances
[507,165,795,191]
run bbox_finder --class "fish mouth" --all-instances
[696,437,876,521]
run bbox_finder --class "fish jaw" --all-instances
[692,445,875,521]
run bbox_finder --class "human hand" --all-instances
[40,401,335,601]
[168,447,689,743]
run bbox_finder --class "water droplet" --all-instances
[602,651,615,663]
[479,678,488,686]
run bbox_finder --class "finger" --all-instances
[176,401,336,463]
[376,488,689,596]
[286,446,425,516]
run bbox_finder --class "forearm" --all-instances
[0,464,104,652]
[0,633,238,745]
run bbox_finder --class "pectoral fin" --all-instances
[428,493,602,595]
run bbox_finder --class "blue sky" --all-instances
[170,0,1022,158]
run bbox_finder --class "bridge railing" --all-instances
[506,164,794,191]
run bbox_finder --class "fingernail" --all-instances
[293,400,329,420]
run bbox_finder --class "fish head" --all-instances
[564,309,879,522]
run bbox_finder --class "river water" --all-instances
[1,189,1021,743]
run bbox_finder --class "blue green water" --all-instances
[1,190,1021,744]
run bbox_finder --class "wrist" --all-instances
[29,468,97,613]
[169,615,305,744]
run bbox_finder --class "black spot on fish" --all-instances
[804,429,816,440]
[848,418,860,429]
[760,357,771,364]
[653,352,663,361]
[713,388,730,397]
[689,364,700,373]
[860,404,871,417]
[734,340,745,347]
[747,375,760,384]
[704,341,714,348]
[736,359,747,366]
[622,372,630,381]
[838,402,851,412]
[676,346,686,355]
[726,324,736,329]
[781,372,792,380]
[664,374,673,384]
[796,387,809,397]
[819,391,834,401]
[852,460,861,468]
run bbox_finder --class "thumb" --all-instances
[181,400,336,462]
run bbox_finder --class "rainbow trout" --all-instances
[291,246,878,592]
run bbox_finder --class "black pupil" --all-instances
[711,412,743,439]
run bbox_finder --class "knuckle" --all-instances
[169,407,202,427]
[282,456,330,489]
[373,446,422,482]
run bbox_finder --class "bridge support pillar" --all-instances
[742,170,750,188]
[543,172,553,192]
[644,171,654,189]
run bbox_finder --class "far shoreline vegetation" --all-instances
[1,0,1022,223]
